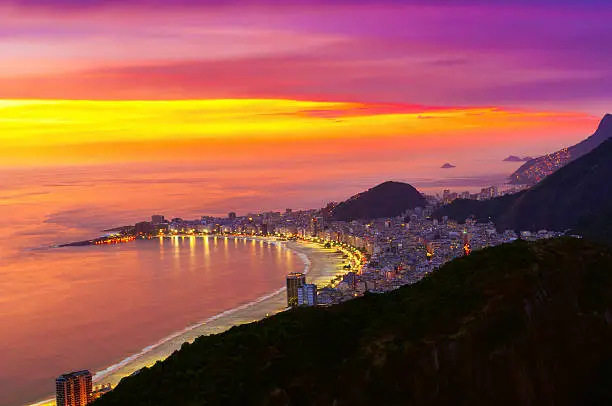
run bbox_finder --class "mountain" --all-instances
[509,114,612,185]
[330,181,426,221]
[93,238,612,406]
[435,139,612,241]
[441,162,456,169]
[503,155,523,162]
[503,155,533,162]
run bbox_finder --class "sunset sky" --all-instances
[0,0,610,166]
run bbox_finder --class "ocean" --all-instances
[0,159,521,406]
[0,233,308,406]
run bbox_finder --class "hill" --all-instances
[94,238,612,406]
[330,181,426,221]
[509,114,612,185]
[503,155,533,162]
[435,139,612,242]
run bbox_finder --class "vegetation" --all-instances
[95,238,612,406]
[435,139,612,242]
[331,181,426,221]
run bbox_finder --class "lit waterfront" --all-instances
[2,236,310,406]
[0,153,570,406]
[0,159,512,406]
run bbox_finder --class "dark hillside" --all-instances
[95,238,612,406]
[331,181,426,221]
[435,139,612,241]
[510,114,612,184]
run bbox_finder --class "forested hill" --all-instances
[330,181,426,221]
[95,238,612,406]
[435,139,612,242]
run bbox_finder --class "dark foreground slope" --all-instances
[331,181,426,221]
[435,139,612,241]
[510,114,612,184]
[96,238,612,406]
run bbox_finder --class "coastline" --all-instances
[28,238,345,406]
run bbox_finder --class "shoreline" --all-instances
[27,238,345,406]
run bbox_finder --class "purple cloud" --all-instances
[1,0,610,114]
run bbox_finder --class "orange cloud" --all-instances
[0,99,597,167]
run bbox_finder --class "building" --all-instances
[297,283,317,306]
[259,223,268,235]
[310,217,320,236]
[286,272,305,307]
[151,215,165,225]
[135,221,153,235]
[91,383,112,400]
[316,287,335,305]
[56,370,93,406]
[228,212,237,220]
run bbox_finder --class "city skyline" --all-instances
[3,1,612,405]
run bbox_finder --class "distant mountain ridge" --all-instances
[509,114,612,184]
[435,138,612,242]
[331,181,426,221]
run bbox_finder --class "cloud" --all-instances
[7,0,612,11]
[0,0,610,113]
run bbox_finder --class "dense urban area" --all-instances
[93,183,560,308]
[54,182,571,405]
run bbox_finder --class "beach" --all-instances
[28,239,345,406]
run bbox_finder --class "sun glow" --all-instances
[0,98,595,166]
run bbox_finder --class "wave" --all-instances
[27,238,311,406]
[92,239,310,382]
[93,285,288,381]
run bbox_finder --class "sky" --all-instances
[0,0,610,167]
[2,4,611,405]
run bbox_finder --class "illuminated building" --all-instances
[297,283,317,306]
[343,272,357,289]
[463,232,472,256]
[135,221,153,235]
[56,370,92,406]
[310,217,319,236]
[425,241,434,262]
[260,223,268,235]
[286,272,305,307]
[91,384,112,400]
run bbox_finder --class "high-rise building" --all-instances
[135,221,153,235]
[56,370,93,406]
[297,283,317,306]
[286,272,305,307]
[228,212,237,220]
[151,215,165,225]
[310,217,320,236]
[259,223,268,235]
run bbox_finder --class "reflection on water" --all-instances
[0,158,517,406]
[0,236,300,406]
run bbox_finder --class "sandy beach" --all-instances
[29,239,345,406]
